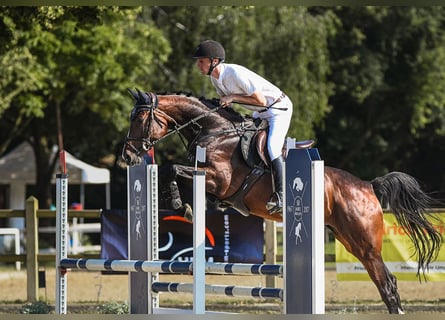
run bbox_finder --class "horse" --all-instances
[122,89,442,314]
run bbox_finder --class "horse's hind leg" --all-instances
[334,231,404,314]
[326,167,404,313]
[329,207,403,312]
[358,252,403,314]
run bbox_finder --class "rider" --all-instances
[193,40,293,214]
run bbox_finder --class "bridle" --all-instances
[123,91,224,157]
[124,91,160,156]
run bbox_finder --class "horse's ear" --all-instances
[127,88,138,101]
[134,88,148,104]
[135,88,154,105]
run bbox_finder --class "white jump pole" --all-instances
[56,151,69,314]
[193,146,206,314]
[312,159,325,313]
[193,169,206,314]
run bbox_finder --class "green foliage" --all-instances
[2,6,445,205]
[316,7,445,188]
[150,7,334,160]
[97,301,129,314]
[0,6,171,206]
[20,301,51,314]
[0,6,171,144]
[251,7,335,139]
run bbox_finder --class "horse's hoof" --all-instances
[183,203,193,222]
[169,181,183,210]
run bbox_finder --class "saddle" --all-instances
[221,118,316,217]
[220,118,314,217]
[240,118,270,168]
[240,118,315,169]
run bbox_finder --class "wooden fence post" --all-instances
[26,196,39,302]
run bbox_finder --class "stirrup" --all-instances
[266,192,283,214]
[267,204,282,215]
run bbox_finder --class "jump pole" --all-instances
[60,258,282,275]
[284,138,325,314]
[193,168,206,314]
[55,151,68,314]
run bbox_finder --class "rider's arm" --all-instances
[220,90,267,107]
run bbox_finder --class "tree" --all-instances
[149,6,334,161]
[4,6,445,208]
[316,7,445,192]
[0,6,171,207]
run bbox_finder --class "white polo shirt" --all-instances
[210,63,283,111]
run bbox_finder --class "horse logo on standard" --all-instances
[287,175,309,245]
[131,178,146,241]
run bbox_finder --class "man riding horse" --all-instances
[123,58,442,313]
[193,40,293,214]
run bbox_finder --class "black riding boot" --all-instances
[266,156,284,214]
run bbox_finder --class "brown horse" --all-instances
[122,89,442,314]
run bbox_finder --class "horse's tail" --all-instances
[371,171,443,279]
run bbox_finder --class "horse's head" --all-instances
[122,88,170,166]
[122,88,244,166]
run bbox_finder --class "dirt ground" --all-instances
[1,267,445,313]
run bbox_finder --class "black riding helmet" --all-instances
[193,40,225,75]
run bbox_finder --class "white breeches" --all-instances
[253,96,293,161]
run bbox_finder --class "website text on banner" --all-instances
[336,211,445,281]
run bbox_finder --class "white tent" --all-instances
[0,142,111,211]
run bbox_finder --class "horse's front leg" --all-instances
[159,163,224,221]
[158,164,195,220]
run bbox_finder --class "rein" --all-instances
[154,104,225,151]
[125,97,225,154]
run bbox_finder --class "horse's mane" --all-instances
[158,91,246,123]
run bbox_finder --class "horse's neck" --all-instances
[161,95,233,129]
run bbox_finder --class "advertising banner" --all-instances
[101,208,264,264]
[336,212,445,281]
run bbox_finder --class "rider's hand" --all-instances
[219,95,233,107]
